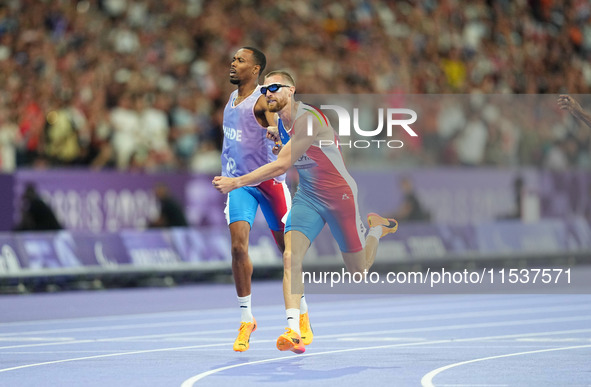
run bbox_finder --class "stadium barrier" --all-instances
[1,218,589,292]
[0,169,589,291]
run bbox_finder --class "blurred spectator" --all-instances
[544,135,579,171]
[138,91,176,172]
[171,89,200,165]
[86,103,115,170]
[498,175,525,220]
[454,107,489,166]
[0,107,21,172]
[390,176,430,222]
[109,92,141,170]
[441,47,467,91]
[140,92,172,153]
[14,183,62,231]
[16,87,46,167]
[43,94,86,165]
[0,1,587,171]
[148,183,188,228]
[190,139,221,175]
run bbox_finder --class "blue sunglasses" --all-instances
[260,84,290,94]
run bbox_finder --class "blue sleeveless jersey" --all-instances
[221,87,285,183]
[277,117,291,145]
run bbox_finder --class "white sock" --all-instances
[300,294,308,314]
[367,226,383,240]
[286,308,300,334]
[237,295,253,322]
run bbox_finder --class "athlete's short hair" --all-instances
[264,70,296,87]
[241,46,266,76]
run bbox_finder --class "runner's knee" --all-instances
[231,241,249,260]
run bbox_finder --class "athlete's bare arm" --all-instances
[213,113,320,194]
[558,94,591,129]
[253,95,275,128]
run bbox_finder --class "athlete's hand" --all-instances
[212,176,238,194]
[266,126,280,142]
[558,94,583,115]
[266,126,282,154]
[272,143,282,155]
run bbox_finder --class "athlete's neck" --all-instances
[233,83,258,106]
[236,82,258,98]
[278,101,298,129]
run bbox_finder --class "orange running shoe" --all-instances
[299,312,313,345]
[276,328,305,354]
[233,317,257,352]
[367,213,398,237]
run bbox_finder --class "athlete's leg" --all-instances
[228,220,258,352]
[276,230,309,354]
[365,212,398,269]
[257,179,290,253]
[341,214,397,272]
[340,233,379,273]
[363,231,380,271]
[229,220,253,297]
[271,230,285,252]
[225,188,259,352]
[276,197,324,353]
[282,230,310,310]
[323,199,368,273]
[341,250,366,273]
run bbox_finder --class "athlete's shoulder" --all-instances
[297,102,314,115]
[294,102,332,135]
[295,103,328,123]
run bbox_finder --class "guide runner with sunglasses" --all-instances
[220,47,299,353]
[213,70,398,354]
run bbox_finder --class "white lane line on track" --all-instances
[0,337,74,342]
[2,293,584,327]
[1,326,589,377]
[338,337,427,342]
[179,329,591,387]
[2,302,589,339]
[0,308,236,327]
[0,297,410,327]
[1,314,590,351]
[435,385,509,386]
[0,317,239,337]
[315,315,591,340]
[516,337,591,342]
[0,342,233,373]
[420,344,591,387]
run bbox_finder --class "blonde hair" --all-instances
[264,70,296,86]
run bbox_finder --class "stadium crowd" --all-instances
[0,0,590,173]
